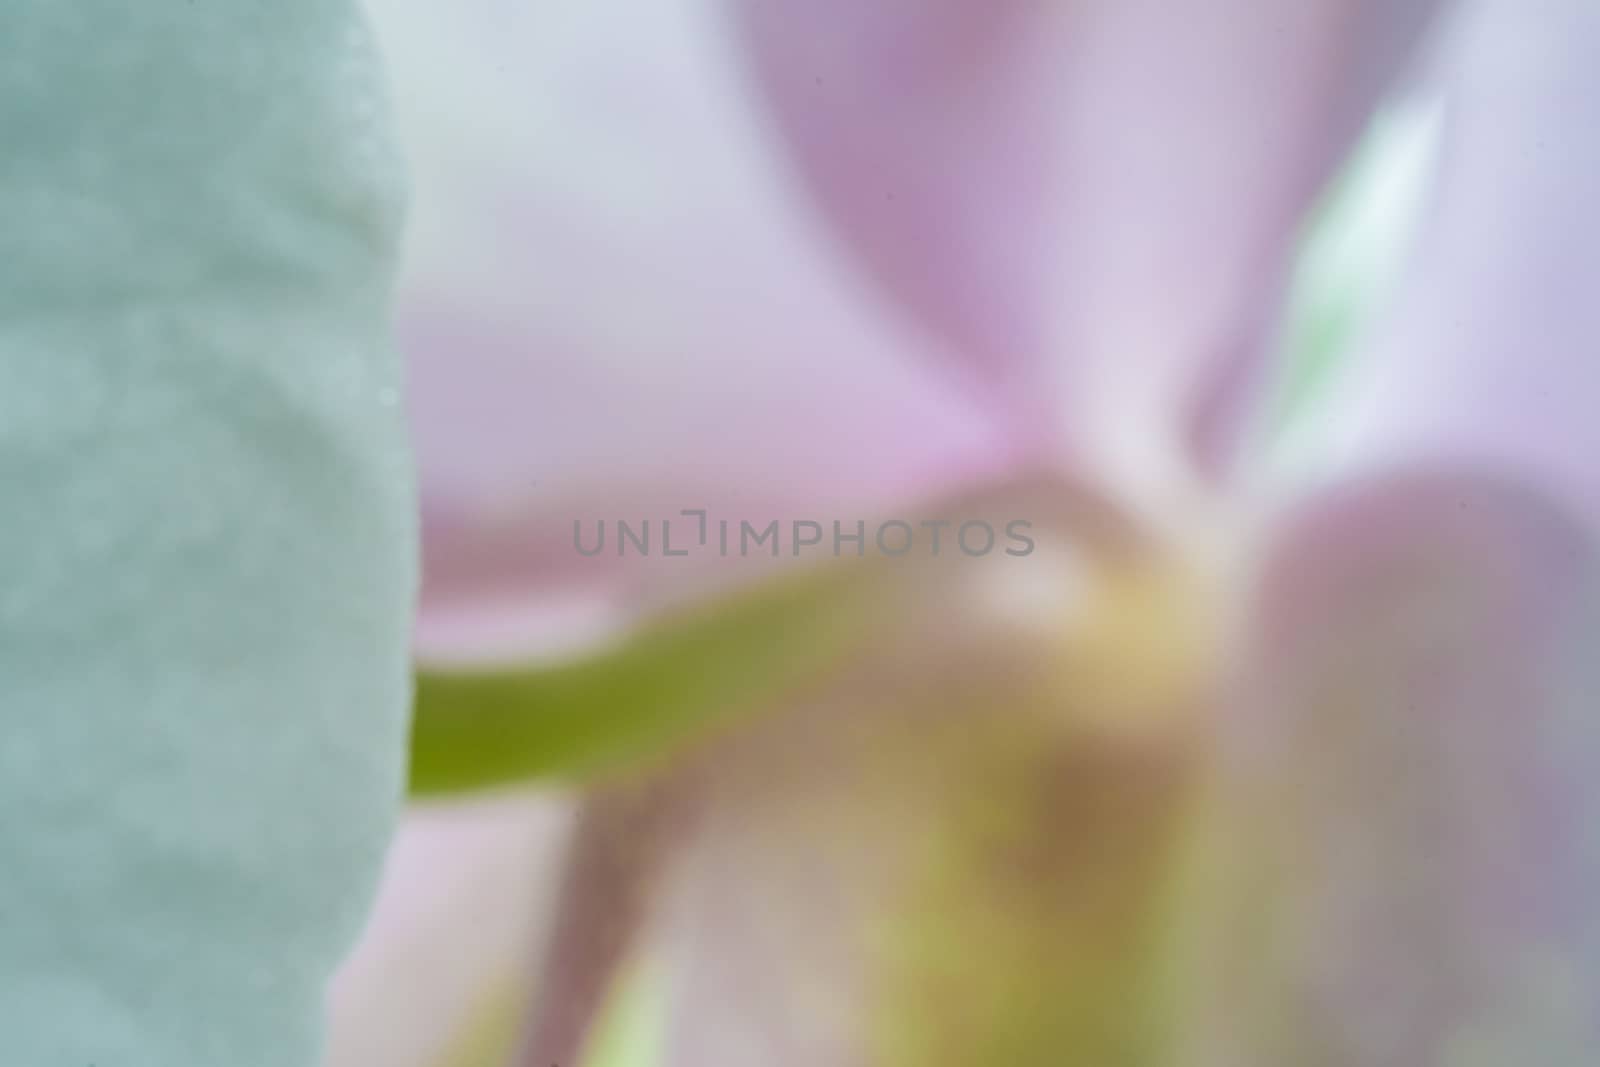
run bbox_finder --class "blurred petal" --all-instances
[328,797,573,1067]
[665,726,1202,1067]
[362,0,1013,660]
[518,777,697,1067]
[1216,3,1600,1055]
[0,5,411,1065]
[1266,101,1441,432]
[650,486,1218,1065]
[1208,473,1600,1062]
[734,0,1442,504]
[1275,0,1600,527]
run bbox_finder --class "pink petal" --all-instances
[517,776,699,1066]
[1276,0,1600,529]
[1212,472,1600,1060]
[1217,5,1600,1053]
[327,797,574,1067]
[734,0,1443,500]
[363,0,1014,661]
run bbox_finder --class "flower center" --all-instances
[860,480,1223,1065]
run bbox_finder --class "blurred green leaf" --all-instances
[409,560,884,795]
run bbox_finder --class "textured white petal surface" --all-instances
[0,5,412,1064]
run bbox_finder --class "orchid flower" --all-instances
[347,0,1600,1063]
[2,4,413,1066]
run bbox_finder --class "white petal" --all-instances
[0,5,411,1064]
